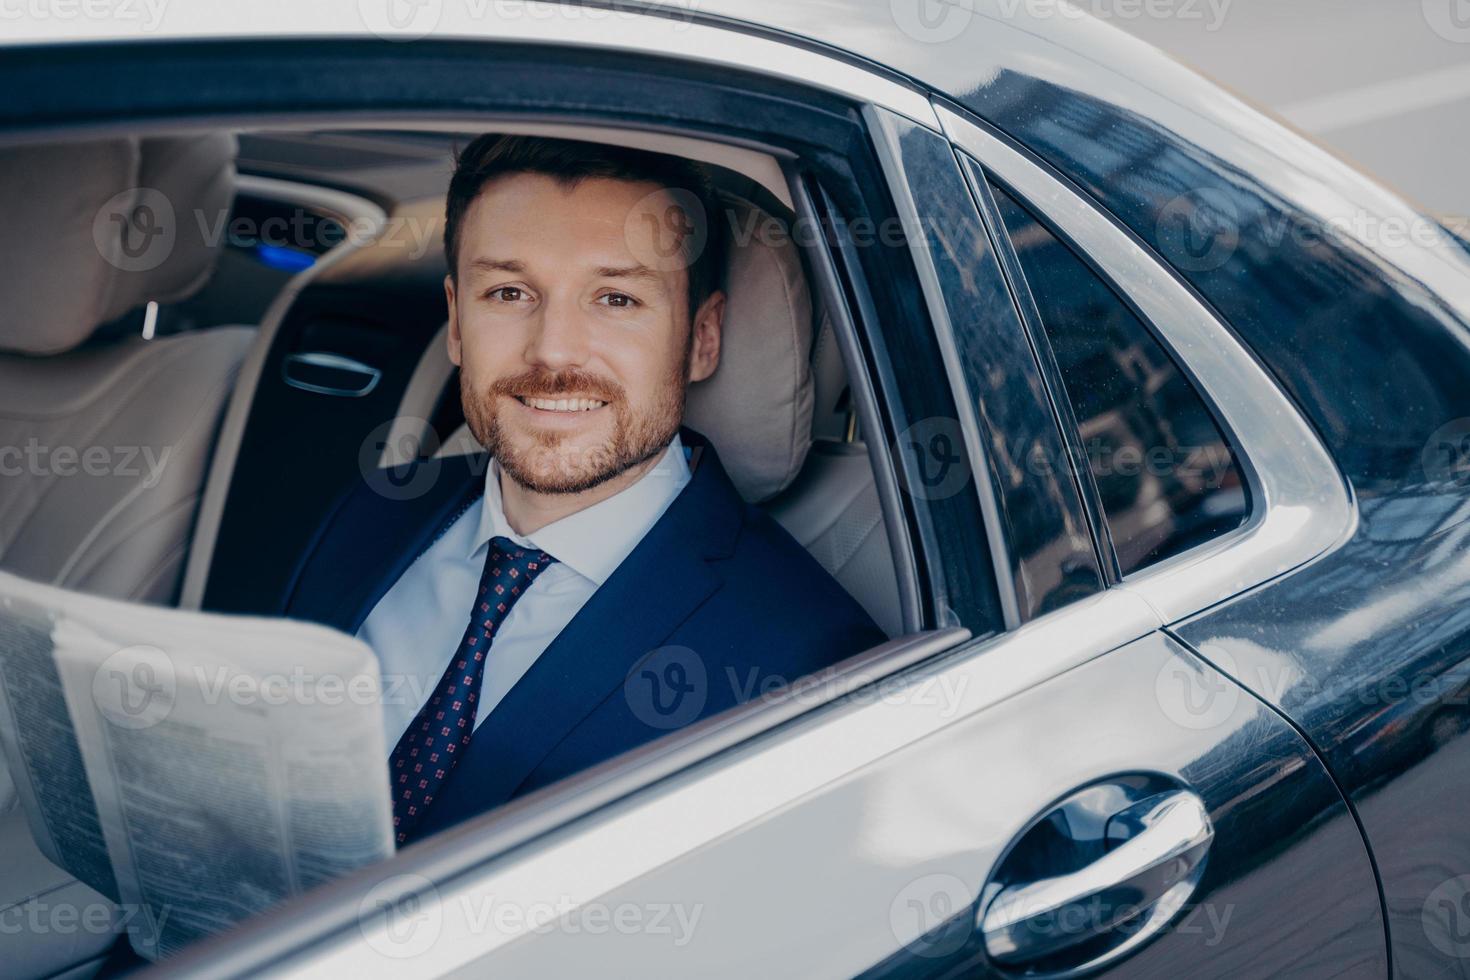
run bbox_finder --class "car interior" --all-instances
[0,122,910,977]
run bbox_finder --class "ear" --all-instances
[444,274,463,367]
[687,290,725,384]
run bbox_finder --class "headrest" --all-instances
[0,133,237,356]
[683,195,814,502]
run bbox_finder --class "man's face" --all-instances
[446,172,723,494]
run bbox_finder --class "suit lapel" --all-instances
[419,431,743,833]
[287,454,487,634]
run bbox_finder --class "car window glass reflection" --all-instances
[989,182,1249,574]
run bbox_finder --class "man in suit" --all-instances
[282,135,886,846]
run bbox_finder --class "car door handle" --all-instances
[980,789,1213,968]
[282,351,382,398]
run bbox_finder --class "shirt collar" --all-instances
[473,434,692,586]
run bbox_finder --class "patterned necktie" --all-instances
[388,535,556,845]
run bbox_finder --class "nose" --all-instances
[523,298,592,372]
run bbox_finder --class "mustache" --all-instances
[489,369,624,404]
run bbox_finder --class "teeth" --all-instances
[522,396,606,412]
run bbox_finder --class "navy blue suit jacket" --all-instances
[279,429,885,840]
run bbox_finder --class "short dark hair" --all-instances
[443,134,726,315]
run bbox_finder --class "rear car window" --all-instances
[988,181,1250,574]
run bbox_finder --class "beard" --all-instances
[462,356,689,495]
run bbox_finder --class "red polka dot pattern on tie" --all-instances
[387,536,556,846]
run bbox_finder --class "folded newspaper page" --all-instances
[0,571,395,960]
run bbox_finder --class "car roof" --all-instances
[0,0,1231,141]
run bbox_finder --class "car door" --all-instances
[151,93,1384,980]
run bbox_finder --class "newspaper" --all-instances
[0,571,395,960]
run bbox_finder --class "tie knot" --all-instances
[486,536,557,581]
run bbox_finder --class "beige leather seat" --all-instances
[763,312,902,638]
[0,132,253,980]
[0,133,254,604]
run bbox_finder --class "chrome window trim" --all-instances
[937,104,1357,625]
[0,5,940,132]
[182,588,1160,979]
[865,106,1022,631]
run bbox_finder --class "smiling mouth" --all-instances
[514,395,608,413]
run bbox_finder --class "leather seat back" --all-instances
[763,313,902,637]
[0,133,251,605]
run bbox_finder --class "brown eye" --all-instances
[489,286,524,302]
[601,292,636,308]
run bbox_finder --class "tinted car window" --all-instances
[989,182,1249,574]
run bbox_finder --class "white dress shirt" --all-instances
[359,435,692,745]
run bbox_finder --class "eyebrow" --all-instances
[463,258,669,292]
[465,258,526,276]
[593,264,665,286]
